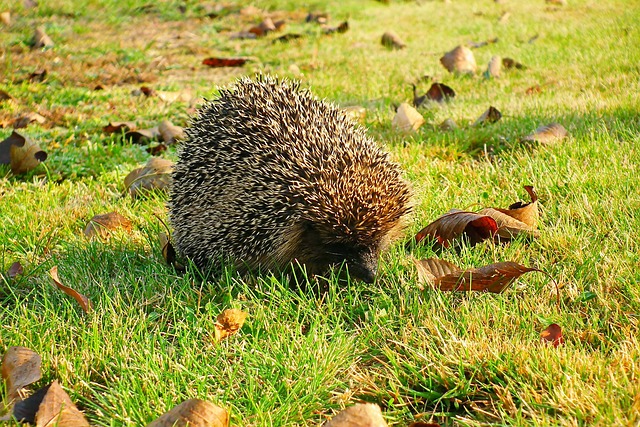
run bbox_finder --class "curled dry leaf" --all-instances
[426,83,455,103]
[48,266,92,313]
[124,157,174,197]
[7,261,24,278]
[148,398,228,427]
[1,346,42,403]
[21,381,90,427]
[477,208,539,239]
[202,57,248,68]
[249,17,276,37]
[146,143,168,155]
[392,103,424,133]
[522,123,568,145]
[0,11,10,26]
[540,323,564,347]
[214,309,248,342]
[33,26,54,49]
[84,211,132,240]
[324,403,387,427]
[13,112,46,129]
[485,55,502,78]
[415,258,540,293]
[503,185,539,226]
[413,209,498,248]
[381,31,406,49]
[440,45,477,74]
[341,106,366,124]
[103,121,136,134]
[473,106,502,126]
[0,131,47,174]
[125,127,160,144]
[323,21,349,34]
[158,120,184,144]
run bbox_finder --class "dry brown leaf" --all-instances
[324,403,387,427]
[0,131,47,174]
[34,381,90,427]
[148,399,228,427]
[32,26,54,49]
[48,266,92,313]
[486,55,502,78]
[477,208,538,239]
[502,57,526,70]
[146,143,168,155]
[323,21,349,34]
[522,123,568,145]
[392,103,424,133]
[341,106,366,123]
[13,112,46,129]
[1,346,42,403]
[7,261,23,278]
[426,83,455,103]
[415,259,539,293]
[473,106,502,126]
[439,118,458,131]
[440,45,477,74]
[249,17,276,37]
[124,127,160,144]
[103,121,136,134]
[0,11,10,26]
[158,120,184,144]
[381,31,406,49]
[413,209,498,248]
[84,212,132,239]
[496,185,539,227]
[124,157,174,197]
[202,57,248,68]
[540,323,564,347]
[214,309,248,342]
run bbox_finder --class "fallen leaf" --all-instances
[440,45,477,74]
[139,86,156,97]
[426,83,455,103]
[540,323,564,347]
[324,403,388,427]
[473,106,502,126]
[0,131,48,174]
[214,309,247,342]
[415,259,539,293]
[84,212,132,239]
[13,112,46,129]
[249,17,276,37]
[439,118,458,131]
[485,55,502,78]
[103,121,136,134]
[124,157,174,197]
[498,185,539,227]
[202,57,248,68]
[0,90,13,101]
[28,69,47,82]
[306,12,329,24]
[323,21,349,34]
[159,232,185,271]
[413,209,498,248]
[0,11,10,26]
[158,120,184,144]
[7,261,23,278]
[502,57,526,70]
[477,208,538,239]
[124,127,160,144]
[148,399,228,427]
[32,26,54,49]
[341,106,366,123]
[392,103,424,133]
[522,123,568,145]
[48,266,92,313]
[34,381,90,427]
[381,31,406,49]
[1,346,42,403]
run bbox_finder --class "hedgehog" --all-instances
[169,76,412,283]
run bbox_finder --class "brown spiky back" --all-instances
[169,76,411,275]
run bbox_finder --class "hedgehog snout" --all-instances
[346,249,379,283]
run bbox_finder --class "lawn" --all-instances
[1,0,639,426]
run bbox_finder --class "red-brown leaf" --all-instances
[414,209,498,247]
[540,323,564,347]
[48,266,92,313]
[426,83,455,102]
[202,57,248,68]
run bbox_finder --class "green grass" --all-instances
[1,0,640,425]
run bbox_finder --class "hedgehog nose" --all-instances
[348,258,378,283]
[358,265,377,284]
